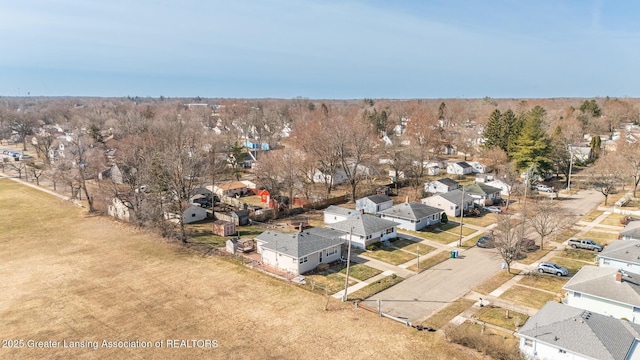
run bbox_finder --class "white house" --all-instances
[463,183,502,206]
[468,161,489,174]
[312,167,348,186]
[485,179,513,197]
[213,181,249,198]
[183,205,207,224]
[107,197,130,222]
[355,194,393,215]
[599,239,640,275]
[563,266,640,324]
[255,228,344,275]
[424,178,460,194]
[328,215,398,249]
[323,205,359,224]
[621,221,640,241]
[446,161,474,175]
[421,189,475,218]
[518,301,640,360]
[378,202,441,231]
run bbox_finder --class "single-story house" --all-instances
[424,178,460,194]
[474,173,494,183]
[463,183,502,206]
[518,301,640,360]
[356,194,393,214]
[378,202,441,231]
[620,221,640,241]
[213,220,236,237]
[563,266,640,324]
[446,161,474,175]
[599,239,640,275]
[107,197,130,222]
[183,205,207,224]
[312,167,348,186]
[570,143,594,163]
[323,205,359,224]
[485,179,513,197]
[421,189,475,218]
[468,161,489,174]
[255,228,344,275]
[213,181,249,198]
[328,215,398,249]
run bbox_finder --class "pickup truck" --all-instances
[567,239,603,252]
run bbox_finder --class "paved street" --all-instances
[367,246,503,323]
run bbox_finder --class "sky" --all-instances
[1,0,640,99]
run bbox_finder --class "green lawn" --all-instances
[499,286,558,309]
[304,273,356,294]
[420,298,475,329]
[407,251,451,272]
[392,239,436,255]
[473,270,520,295]
[348,275,404,301]
[476,307,529,331]
[339,263,382,281]
[518,273,568,294]
[557,248,597,263]
[364,247,416,266]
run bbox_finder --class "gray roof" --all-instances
[463,183,502,196]
[456,161,473,168]
[519,301,640,360]
[563,266,640,307]
[363,194,392,204]
[255,229,344,258]
[378,202,442,221]
[329,214,398,237]
[436,189,474,204]
[621,221,640,239]
[600,239,640,264]
[324,205,358,217]
[435,178,459,187]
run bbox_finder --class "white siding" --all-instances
[324,213,350,224]
[520,337,589,360]
[380,214,440,231]
[565,291,640,323]
[599,258,640,275]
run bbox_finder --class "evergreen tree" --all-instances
[510,111,552,172]
[483,109,504,150]
[589,135,601,160]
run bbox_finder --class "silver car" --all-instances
[537,262,568,276]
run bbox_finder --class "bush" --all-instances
[441,213,448,224]
[366,242,382,251]
[443,323,523,360]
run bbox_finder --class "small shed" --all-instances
[232,210,250,226]
[213,220,236,237]
[227,237,255,254]
[183,205,207,224]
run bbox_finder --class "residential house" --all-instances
[485,179,513,197]
[518,301,640,360]
[255,228,344,275]
[183,205,207,224]
[323,205,359,224]
[107,197,130,222]
[213,181,249,198]
[468,161,489,174]
[474,173,494,183]
[570,143,594,163]
[463,183,502,206]
[621,221,640,241]
[599,239,640,275]
[446,161,474,175]
[312,167,348,186]
[378,202,441,231]
[356,194,393,214]
[421,189,474,218]
[424,178,460,194]
[328,215,398,249]
[98,164,125,184]
[441,144,456,155]
[563,266,640,324]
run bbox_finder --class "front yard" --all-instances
[407,251,451,273]
[475,306,529,331]
[304,273,356,294]
[363,246,416,266]
[499,286,558,309]
[548,256,591,276]
[420,298,475,329]
[517,273,567,294]
[473,270,520,295]
[339,263,382,281]
[348,275,404,301]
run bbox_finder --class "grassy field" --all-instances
[304,273,356,294]
[517,246,556,265]
[549,256,590,275]
[420,298,475,329]
[348,275,404,301]
[517,274,568,294]
[598,213,627,227]
[451,214,498,227]
[578,231,619,246]
[339,263,382,281]
[475,307,529,331]
[557,248,597,263]
[581,209,604,222]
[407,251,451,273]
[364,247,416,266]
[499,286,558,309]
[0,178,479,359]
[391,239,436,255]
[473,270,520,295]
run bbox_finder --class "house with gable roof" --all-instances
[599,239,640,275]
[518,301,640,360]
[563,266,640,324]
[424,178,460,194]
[378,202,442,231]
[446,161,474,175]
[323,205,359,224]
[328,214,398,249]
[621,221,640,241]
[255,228,344,275]
[355,194,393,214]
[421,189,475,217]
[463,183,502,206]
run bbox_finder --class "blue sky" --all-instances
[1,0,639,99]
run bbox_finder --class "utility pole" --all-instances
[342,227,353,302]
[567,144,574,193]
[416,245,420,269]
[458,186,465,247]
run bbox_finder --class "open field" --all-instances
[420,298,475,329]
[0,178,479,359]
[473,270,520,295]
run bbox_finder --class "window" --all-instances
[559,349,566,354]
[633,307,640,314]
[327,247,337,256]
[524,339,533,347]
[602,259,610,265]
[417,219,421,223]
[299,256,308,264]
[191,213,196,217]
[573,292,581,298]
[366,235,372,240]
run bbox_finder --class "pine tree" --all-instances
[510,111,551,172]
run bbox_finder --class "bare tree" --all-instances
[65,131,103,212]
[493,214,524,274]
[10,111,36,151]
[25,161,46,185]
[586,152,622,206]
[617,140,640,197]
[526,200,570,250]
[31,133,56,165]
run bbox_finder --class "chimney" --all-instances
[616,271,623,283]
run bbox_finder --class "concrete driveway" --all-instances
[367,246,503,323]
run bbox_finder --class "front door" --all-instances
[319,251,323,263]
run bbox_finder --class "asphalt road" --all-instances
[367,246,503,323]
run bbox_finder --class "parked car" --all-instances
[537,262,569,276]
[535,184,554,193]
[518,238,540,253]
[477,235,495,248]
[483,206,502,214]
[567,238,603,252]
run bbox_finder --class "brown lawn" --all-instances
[0,178,480,359]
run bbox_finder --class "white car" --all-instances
[535,184,554,193]
[483,206,502,213]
